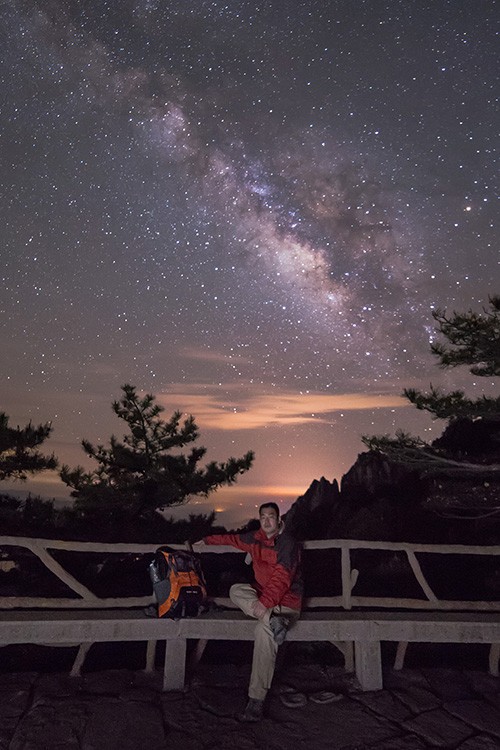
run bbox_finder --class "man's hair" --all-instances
[259,501,280,517]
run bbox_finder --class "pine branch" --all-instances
[404,387,500,420]
[362,431,500,478]
[0,412,58,481]
[430,295,500,376]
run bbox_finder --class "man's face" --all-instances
[259,507,279,538]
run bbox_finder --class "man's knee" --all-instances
[229,582,252,604]
[229,583,242,598]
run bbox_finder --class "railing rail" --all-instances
[1,535,499,612]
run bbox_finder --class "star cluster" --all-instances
[0,0,498,524]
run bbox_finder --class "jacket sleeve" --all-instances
[203,533,252,552]
[259,534,300,609]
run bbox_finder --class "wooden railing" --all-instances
[1,535,499,612]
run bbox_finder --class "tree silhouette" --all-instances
[404,295,500,420]
[429,296,500,375]
[60,384,254,522]
[0,412,57,481]
[363,296,500,480]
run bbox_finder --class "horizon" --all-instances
[1,383,439,528]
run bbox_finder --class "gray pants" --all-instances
[229,583,300,700]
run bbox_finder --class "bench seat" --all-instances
[1,609,499,693]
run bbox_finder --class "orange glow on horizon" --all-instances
[216,484,307,499]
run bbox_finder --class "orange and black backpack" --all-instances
[149,546,207,619]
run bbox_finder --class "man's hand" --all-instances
[251,600,268,620]
[189,540,205,548]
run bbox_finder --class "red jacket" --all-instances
[204,527,302,611]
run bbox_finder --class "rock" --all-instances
[286,443,500,545]
[160,692,238,738]
[191,685,242,717]
[444,699,500,739]
[8,700,87,750]
[351,689,413,723]
[464,670,500,696]
[0,673,37,749]
[82,699,166,750]
[0,667,498,749]
[401,707,474,746]
[420,667,474,701]
[382,668,433,691]
[432,417,500,461]
[369,735,428,749]
[458,736,500,749]
[80,669,135,695]
[284,477,340,540]
[33,673,83,700]
[391,685,442,714]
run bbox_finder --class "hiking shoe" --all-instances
[238,698,264,722]
[309,690,343,704]
[279,686,307,708]
[269,614,290,645]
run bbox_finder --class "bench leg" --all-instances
[329,640,354,672]
[145,640,156,673]
[163,638,187,691]
[489,644,499,677]
[394,641,408,671]
[188,638,208,673]
[355,641,382,692]
[70,642,93,677]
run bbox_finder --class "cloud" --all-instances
[179,346,253,365]
[156,383,406,430]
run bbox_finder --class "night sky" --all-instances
[1,0,498,527]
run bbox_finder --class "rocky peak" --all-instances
[284,476,340,540]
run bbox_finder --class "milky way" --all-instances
[1,0,498,523]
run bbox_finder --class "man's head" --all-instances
[259,502,280,538]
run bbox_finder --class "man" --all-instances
[198,502,302,721]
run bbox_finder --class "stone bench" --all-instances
[1,608,499,693]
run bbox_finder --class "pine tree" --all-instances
[363,296,500,477]
[404,295,500,419]
[60,384,254,522]
[0,412,57,481]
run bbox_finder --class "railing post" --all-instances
[341,545,352,609]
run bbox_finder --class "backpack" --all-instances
[149,546,207,619]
